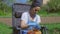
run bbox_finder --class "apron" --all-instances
[21,15,40,34]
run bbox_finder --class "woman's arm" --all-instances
[20,12,29,28]
[21,20,28,28]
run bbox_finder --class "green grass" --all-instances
[0,22,60,34]
[0,9,60,17]
[41,23,60,34]
[0,10,12,18]
[37,9,60,17]
[41,23,60,30]
[0,23,12,34]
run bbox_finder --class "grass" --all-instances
[37,9,60,17]
[41,23,60,34]
[0,22,60,34]
[0,10,12,18]
[0,9,60,17]
[41,23,60,30]
[0,22,12,34]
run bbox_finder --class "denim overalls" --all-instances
[22,15,40,34]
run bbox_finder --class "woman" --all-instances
[21,0,42,34]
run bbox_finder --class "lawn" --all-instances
[0,10,12,18]
[41,23,60,30]
[0,22,60,34]
[37,9,60,17]
[41,23,60,34]
[0,23,12,34]
[0,9,60,18]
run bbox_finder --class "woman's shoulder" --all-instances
[22,12,29,15]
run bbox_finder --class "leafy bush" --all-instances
[0,0,12,17]
[44,0,60,13]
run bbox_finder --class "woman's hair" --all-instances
[30,0,43,9]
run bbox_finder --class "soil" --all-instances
[0,17,60,26]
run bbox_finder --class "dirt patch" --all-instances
[41,17,60,24]
[0,18,12,26]
[0,17,60,26]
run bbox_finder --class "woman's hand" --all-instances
[33,28,38,31]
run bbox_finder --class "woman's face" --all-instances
[31,7,40,15]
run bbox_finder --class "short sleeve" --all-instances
[37,15,41,24]
[21,12,28,23]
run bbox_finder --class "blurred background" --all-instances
[0,0,60,34]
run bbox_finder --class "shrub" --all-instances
[43,0,60,13]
